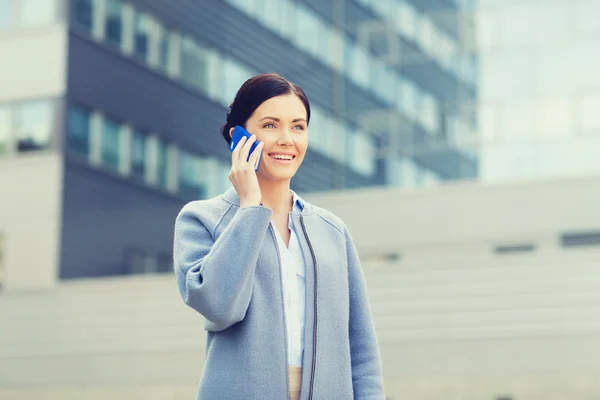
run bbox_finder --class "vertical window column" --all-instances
[89,111,103,166]
[0,105,12,156]
[91,0,105,40]
[119,123,132,175]
[67,105,92,158]
[15,99,54,153]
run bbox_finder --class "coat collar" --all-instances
[222,186,313,215]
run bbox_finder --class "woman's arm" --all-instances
[345,226,386,399]
[173,202,272,331]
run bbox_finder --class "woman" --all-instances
[173,73,385,400]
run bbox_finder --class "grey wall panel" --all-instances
[60,160,183,278]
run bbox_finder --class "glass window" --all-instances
[105,0,123,46]
[180,36,208,90]
[206,50,222,102]
[156,139,169,189]
[262,0,282,32]
[0,0,12,30]
[352,45,371,88]
[133,12,154,62]
[343,39,354,79]
[157,25,172,72]
[222,57,257,105]
[295,4,318,55]
[577,93,600,134]
[15,100,53,152]
[0,106,10,155]
[101,116,121,171]
[178,149,206,199]
[228,0,252,14]
[397,1,418,41]
[131,129,146,180]
[328,28,344,71]
[329,118,345,163]
[67,105,91,157]
[386,156,418,188]
[419,17,435,54]
[402,80,421,120]
[420,94,440,135]
[20,0,55,27]
[72,0,93,31]
[352,130,377,176]
[281,0,296,40]
[379,67,396,104]
[371,0,391,18]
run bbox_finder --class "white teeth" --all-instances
[271,154,293,160]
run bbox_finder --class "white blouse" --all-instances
[271,193,306,367]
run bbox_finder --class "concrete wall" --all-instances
[0,24,68,102]
[303,175,600,261]
[2,247,600,399]
[0,153,63,290]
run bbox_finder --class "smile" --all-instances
[268,153,296,163]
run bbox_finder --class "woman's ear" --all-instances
[229,126,235,139]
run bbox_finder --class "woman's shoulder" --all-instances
[175,191,233,228]
[308,203,348,236]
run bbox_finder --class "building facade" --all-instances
[0,0,476,285]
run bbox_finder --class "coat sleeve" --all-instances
[173,202,272,332]
[345,225,386,399]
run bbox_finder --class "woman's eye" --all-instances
[263,123,276,128]
[294,125,306,131]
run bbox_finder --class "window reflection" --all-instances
[15,100,54,153]
[101,116,121,170]
[73,0,94,31]
[352,131,376,177]
[131,129,146,180]
[222,58,256,105]
[178,149,206,199]
[68,105,92,157]
[177,150,206,199]
[156,139,169,189]
[181,36,208,90]
[105,0,123,46]
[157,25,172,72]
[134,12,153,62]
[0,106,10,155]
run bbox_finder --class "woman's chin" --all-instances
[259,168,297,182]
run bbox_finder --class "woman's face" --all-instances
[240,94,309,183]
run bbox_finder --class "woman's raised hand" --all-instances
[229,135,264,208]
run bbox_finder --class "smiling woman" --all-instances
[172,73,385,400]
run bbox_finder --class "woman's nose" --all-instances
[277,129,294,145]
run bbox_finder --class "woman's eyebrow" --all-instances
[259,116,307,123]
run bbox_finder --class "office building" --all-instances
[0,0,476,286]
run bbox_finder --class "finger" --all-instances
[231,136,247,166]
[249,141,264,168]
[239,135,257,163]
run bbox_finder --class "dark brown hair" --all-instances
[220,73,311,144]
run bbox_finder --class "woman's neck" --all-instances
[258,179,293,214]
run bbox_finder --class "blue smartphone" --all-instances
[229,125,262,171]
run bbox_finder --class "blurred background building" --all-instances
[1,0,477,284]
[1,0,600,399]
